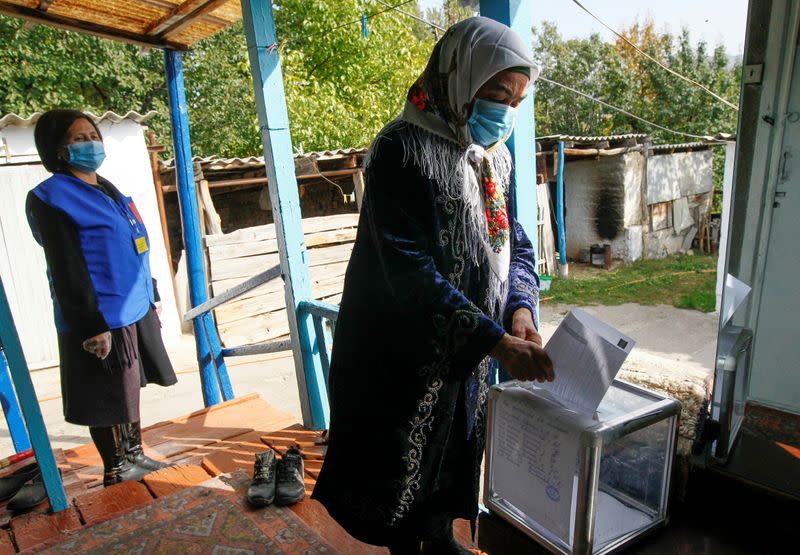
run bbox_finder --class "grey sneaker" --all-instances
[275,447,305,506]
[247,450,277,507]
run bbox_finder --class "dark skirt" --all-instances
[58,308,176,427]
[136,308,178,388]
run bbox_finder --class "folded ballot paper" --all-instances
[539,308,635,416]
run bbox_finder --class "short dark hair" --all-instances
[33,109,102,173]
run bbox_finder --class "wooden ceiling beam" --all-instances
[145,0,228,37]
[137,0,230,27]
[0,0,188,50]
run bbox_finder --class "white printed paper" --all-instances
[721,274,751,326]
[540,309,635,416]
[491,387,592,543]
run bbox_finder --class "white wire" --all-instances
[322,6,728,141]
[372,0,446,31]
[537,77,717,140]
[570,0,739,111]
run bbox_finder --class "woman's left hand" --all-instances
[155,301,163,317]
[511,308,542,346]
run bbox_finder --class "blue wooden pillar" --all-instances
[164,49,233,407]
[556,141,569,277]
[0,277,68,511]
[0,350,31,452]
[482,0,540,385]
[240,0,329,429]
[479,0,539,257]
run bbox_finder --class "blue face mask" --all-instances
[468,98,517,147]
[66,141,106,173]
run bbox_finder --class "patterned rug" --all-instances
[38,472,333,554]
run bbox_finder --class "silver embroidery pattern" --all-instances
[511,280,540,328]
[387,186,482,526]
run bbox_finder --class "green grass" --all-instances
[544,254,718,313]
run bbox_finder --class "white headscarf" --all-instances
[371,17,538,317]
[401,16,540,146]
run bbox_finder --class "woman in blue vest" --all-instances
[26,109,177,488]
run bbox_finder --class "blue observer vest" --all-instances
[28,173,155,332]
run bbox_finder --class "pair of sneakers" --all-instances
[246,447,305,507]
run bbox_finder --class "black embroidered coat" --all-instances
[312,123,539,546]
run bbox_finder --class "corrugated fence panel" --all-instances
[0,165,60,369]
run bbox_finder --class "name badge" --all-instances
[135,235,149,255]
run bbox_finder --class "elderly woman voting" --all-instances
[313,17,553,554]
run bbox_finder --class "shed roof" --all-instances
[159,149,369,172]
[537,133,649,145]
[0,0,241,50]
[650,142,713,154]
[0,110,157,130]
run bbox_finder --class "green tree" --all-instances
[0,1,436,158]
[273,0,434,152]
[0,15,169,140]
[533,19,740,143]
[532,19,740,210]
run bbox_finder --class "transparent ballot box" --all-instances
[484,380,681,555]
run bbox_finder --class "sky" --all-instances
[418,0,749,55]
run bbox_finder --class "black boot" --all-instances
[421,520,472,555]
[90,425,152,487]
[124,421,172,472]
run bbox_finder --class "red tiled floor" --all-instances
[142,464,213,498]
[173,430,267,472]
[7,508,82,552]
[0,530,14,555]
[0,394,458,554]
[8,513,61,552]
[74,480,154,526]
[261,424,327,460]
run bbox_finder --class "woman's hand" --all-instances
[510,308,542,345]
[82,331,112,360]
[491,334,553,382]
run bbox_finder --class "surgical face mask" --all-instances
[66,141,106,173]
[468,98,517,147]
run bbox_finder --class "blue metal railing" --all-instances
[298,300,339,388]
[0,277,68,511]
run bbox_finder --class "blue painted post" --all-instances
[556,141,569,277]
[0,277,68,511]
[164,49,233,406]
[240,0,329,430]
[481,0,539,384]
[0,350,31,452]
[479,0,538,255]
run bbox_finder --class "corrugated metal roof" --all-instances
[0,0,241,50]
[159,149,368,171]
[537,133,649,143]
[0,110,157,130]
[651,142,712,152]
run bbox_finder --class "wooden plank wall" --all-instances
[205,214,358,347]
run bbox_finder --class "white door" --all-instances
[0,164,59,369]
[748,43,800,414]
